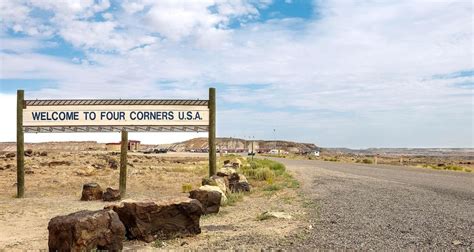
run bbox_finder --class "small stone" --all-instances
[108,159,118,169]
[24,149,33,157]
[80,183,103,201]
[452,240,462,246]
[259,211,292,220]
[5,153,15,158]
[39,151,48,156]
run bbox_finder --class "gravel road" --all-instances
[273,158,474,250]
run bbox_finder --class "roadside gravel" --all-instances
[274,158,474,250]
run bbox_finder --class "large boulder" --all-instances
[202,175,229,195]
[189,189,222,214]
[80,183,103,201]
[199,185,227,205]
[232,159,242,168]
[106,198,203,242]
[48,209,125,251]
[103,187,121,202]
[217,167,236,177]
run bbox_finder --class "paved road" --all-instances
[273,158,474,250]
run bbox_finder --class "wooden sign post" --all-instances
[17,90,25,198]
[208,87,216,176]
[120,130,128,197]
[15,88,216,198]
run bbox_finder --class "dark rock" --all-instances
[108,159,118,169]
[223,160,231,165]
[106,198,203,242]
[229,173,250,193]
[230,181,251,193]
[24,149,33,157]
[189,189,222,214]
[48,209,125,251]
[5,153,15,158]
[25,168,34,174]
[39,151,48,157]
[103,187,121,201]
[81,183,103,201]
[92,163,106,169]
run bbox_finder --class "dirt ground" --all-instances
[0,151,307,250]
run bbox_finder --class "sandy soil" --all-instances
[0,151,307,250]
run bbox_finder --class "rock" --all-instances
[217,167,236,177]
[228,173,250,193]
[230,181,250,193]
[232,159,242,168]
[199,185,227,205]
[106,198,203,242]
[25,167,34,175]
[48,209,125,251]
[92,163,106,169]
[223,160,231,165]
[211,175,229,195]
[108,159,118,169]
[202,175,229,195]
[39,151,48,156]
[80,183,103,201]
[5,153,15,158]
[103,187,121,202]
[24,149,33,157]
[75,166,96,176]
[258,211,292,220]
[189,189,222,214]
[452,240,462,246]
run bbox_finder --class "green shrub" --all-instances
[361,158,373,164]
[263,184,283,191]
[223,192,244,206]
[255,167,274,181]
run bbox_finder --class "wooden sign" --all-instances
[15,89,217,198]
[22,100,209,132]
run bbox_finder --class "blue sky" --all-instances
[0,0,473,148]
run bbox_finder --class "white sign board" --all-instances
[22,100,209,132]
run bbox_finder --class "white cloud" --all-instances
[0,0,472,147]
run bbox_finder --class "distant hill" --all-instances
[164,137,318,153]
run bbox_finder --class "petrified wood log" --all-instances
[48,209,125,251]
[106,198,203,242]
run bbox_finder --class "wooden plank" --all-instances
[120,130,128,197]
[17,90,25,198]
[208,88,216,176]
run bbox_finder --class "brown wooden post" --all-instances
[208,87,216,176]
[17,90,25,198]
[119,130,128,197]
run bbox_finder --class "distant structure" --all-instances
[106,140,141,151]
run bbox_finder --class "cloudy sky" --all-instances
[0,0,472,148]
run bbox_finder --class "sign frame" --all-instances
[15,88,217,198]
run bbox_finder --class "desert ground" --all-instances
[0,149,308,250]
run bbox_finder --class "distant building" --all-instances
[105,140,141,152]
